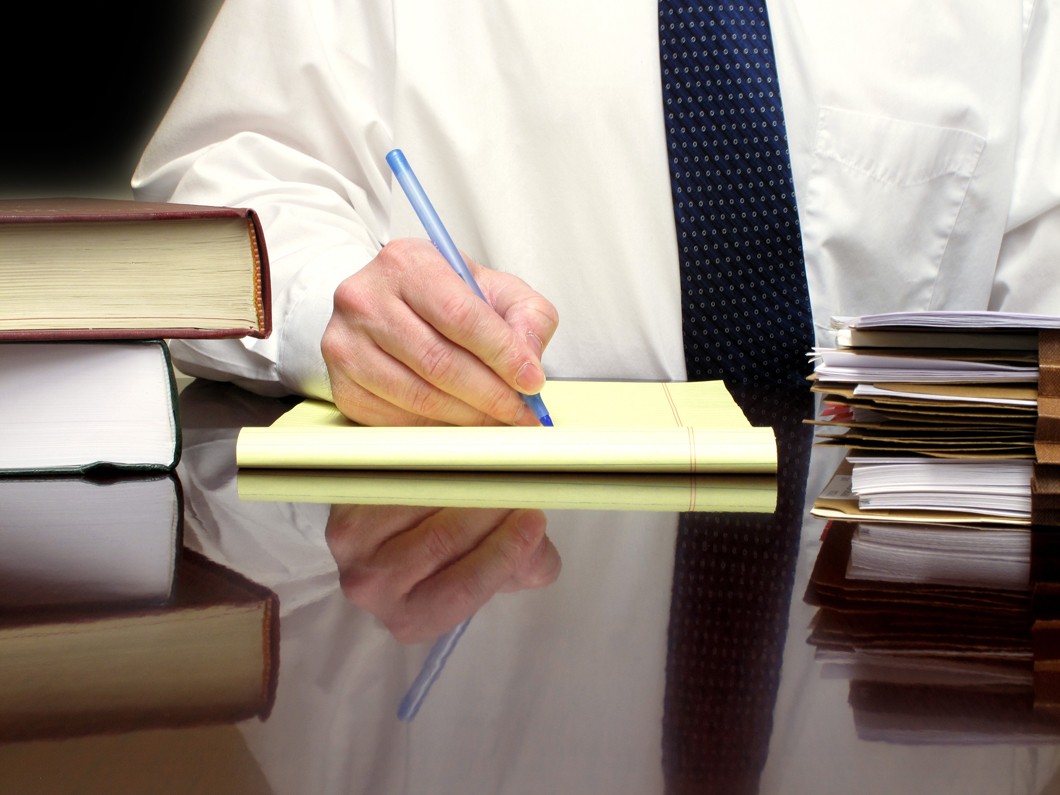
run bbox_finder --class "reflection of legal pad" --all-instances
[236,380,777,473]
[237,469,778,513]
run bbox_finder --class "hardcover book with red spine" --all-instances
[0,197,272,340]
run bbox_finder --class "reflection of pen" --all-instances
[397,616,472,721]
[385,148,554,427]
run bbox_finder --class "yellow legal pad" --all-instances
[234,380,777,474]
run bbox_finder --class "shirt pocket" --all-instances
[800,106,986,332]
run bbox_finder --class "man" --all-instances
[134,0,1060,424]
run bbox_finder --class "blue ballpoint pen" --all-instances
[385,148,554,427]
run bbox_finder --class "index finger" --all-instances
[404,260,553,396]
[401,509,554,634]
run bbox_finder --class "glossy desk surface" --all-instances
[2,379,1058,795]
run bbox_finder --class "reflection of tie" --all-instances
[659,0,814,387]
[662,389,813,795]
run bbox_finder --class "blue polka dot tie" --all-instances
[659,1,814,387]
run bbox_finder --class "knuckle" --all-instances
[526,554,562,588]
[320,325,346,364]
[402,378,448,419]
[417,336,459,383]
[439,289,482,333]
[331,277,368,314]
[333,391,379,426]
[525,300,560,345]
[478,383,524,425]
[384,614,420,645]
[493,536,528,573]
[446,575,489,616]
[530,294,560,327]
[380,237,422,265]
[496,512,538,563]
[336,567,381,607]
[542,298,560,327]
[420,519,463,564]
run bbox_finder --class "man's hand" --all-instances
[325,503,561,644]
[322,239,559,426]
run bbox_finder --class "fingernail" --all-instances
[515,361,544,393]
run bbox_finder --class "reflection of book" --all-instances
[0,341,180,474]
[236,469,778,513]
[236,380,777,473]
[0,197,271,340]
[0,548,279,742]
[0,474,182,608]
[0,724,272,794]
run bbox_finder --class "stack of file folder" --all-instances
[808,311,1057,525]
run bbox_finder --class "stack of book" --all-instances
[0,197,279,741]
[804,310,1060,731]
[0,196,271,475]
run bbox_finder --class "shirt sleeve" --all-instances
[991,0,1060,314]
[132,0,396,400]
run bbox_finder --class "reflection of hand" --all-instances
[322,238,559,427]
[325,503,561,644]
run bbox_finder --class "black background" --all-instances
[1,3,222,196]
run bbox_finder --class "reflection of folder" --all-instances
[235,380,777,473]
[236,469,778,513]
[848,679,1060,744]
[802,520,1060,733]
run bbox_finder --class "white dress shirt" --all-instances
[134,0,1060,400]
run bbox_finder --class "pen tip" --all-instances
[539,414,554,427]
